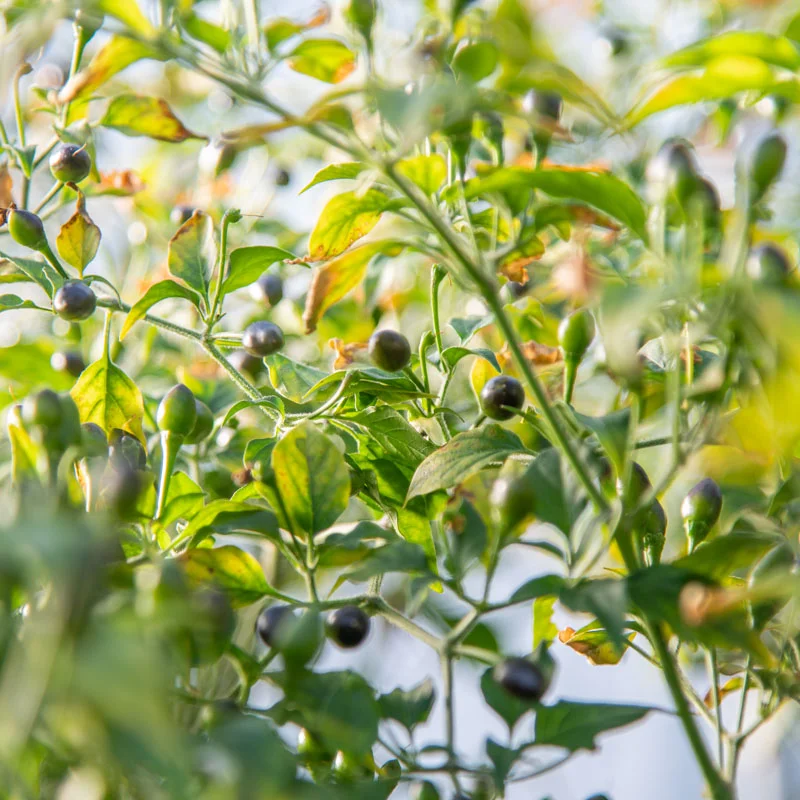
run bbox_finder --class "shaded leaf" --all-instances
[395,154,447,195]
[377,679,435,732]
[180,545,272,607]
[345,538,430,581]
[407,425,528,500]
[347,406,436,468]
[480,667,539,731]
[673,531,778,582]
[510,574,566,603]
[101,94,204,143]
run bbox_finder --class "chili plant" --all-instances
[0,1,799,799]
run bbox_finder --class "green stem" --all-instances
[155,431,182,520]
[563,359,578,405]
[40,243,68,280]
[706,647,725,769]
[207,209,241,327]
[431,264,446,363]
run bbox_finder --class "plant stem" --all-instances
[706,647,725,769]
[207,209,241,327]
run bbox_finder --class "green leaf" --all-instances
[120,280,202,339]
[180,499,279,545]
[673,531,778,582]
[533,595,559,648]
[407,425,528,500]
[181,13,231,53]
[180,545,272,607]
[0,294,46,313]
[395,154,447,195]
[265,17,306,51]
[510,574,566,603]
[271,422,350,536]
[461,167,648,242]
[480,667,539,731]
[270,670,379,756]
[347,406,436,468]
[444,498,488,579]
[95,0,154,37]
[308,190,390,261]
[265,353,329,402]
[168,211,215,298]
[377,679,435,732]
[626,56,778,127]
[101,94,204,143]
[221,245,294,295]
[0,250,62,298]
[345,538,430,581]
[287,39,357,84]
[449,314,494,343]
[486,739,519,787]
[307,367,427,404]
[518,449,584,536]
[300,162,368,194]
[158,471,205,527]
[303,240,403,333]
[452,40,499,82]
[55,193,100,275]
[434,346,501,372]
[70,356,145,442]
[560,578,627,648]
[574,409,631,475]
[534,701,652,751]
[662,31,800,72]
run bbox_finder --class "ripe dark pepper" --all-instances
[252,272,283,307]
[50,351,86,377]
[255,604,293,648]
[681,478,722,552]
[157,384,197,438]
[368,329,411,372]
[493,657,548,701]
[327,605,370,648]
[49,144,92,184]
[242,320,284,357]
[480,375,525,420]
[170,205,195,226]
[746,243,791,287]
[108,428,147,471]
[53,280,97,321]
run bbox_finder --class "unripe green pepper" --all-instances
[155,384,196,520]
[681,478,722,552]
[8,208,48,251]
[443,114,473,179]
[558,308,596,403]
[490,461,535,536]
[345,0,376,49]
[183,398,214,445]
[637,498,666,567]
[750,131,786,204]
[273,608,324,667]
[22,389,63,430]
[331,750,374,783]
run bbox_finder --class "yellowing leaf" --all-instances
[180,545,271,607]
[302,240,403,333]
[70,356,145,442]
[662,31,800,72]
[101,94,205,143]
[395,154,447,196]
[308,189,389,261]
[55,192,100,275]
[558,624,633,666]
[96,0,155,37]
[288,39,357,84]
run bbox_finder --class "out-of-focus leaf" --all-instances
[168,211,215,298]
[0,294,46,313]
[345,538,430,580]
[308,190,390,261]
[55,192,100,275]
[120,280,202,339]
[486,738,519,786]
[300,162,368,194]
[378,679,435,732]
[95,0,154,36]
[181,499,280,544]
[222,246,294,295]
[560,578,628,648]
[180,545,272,607]
[558,621,632,666]
[101,94,205,142]
[407,425,528,499]
[395,154,447,195]
[271,422,350,536]
[303,240,403,333]
[575,409,631,476]
[673,531,778,581]
[510,574,566,603]
[181,13,230,53]
[70,355,145,442]
[287,39,357,84]
[0,250,63,298]
[480,667,539,731]
[533,595,559,647]
[452,40,499,82]
[661,32,800,72]
[534,701,652,750]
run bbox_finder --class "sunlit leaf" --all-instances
[55,192,100,275]
[180,545,272,607]
[395,154,447,196]
[452,40,499,82]
[287,39,357,84]
[101,94,205,143]
[221,246,294,295]
[662,31,800,72]
[300,162,368,194]
[120,280,202,339]
[308,190,390,261]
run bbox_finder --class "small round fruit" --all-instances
[255,604,293,648]
[274,609,324,666]
[746,243,791,287]
[108,428,147,471]
[523,90,562,121]
[103,462,142,517]
[8,208,47,251]
[490,469,534,534]
[681,477,722,551]
[751,131,786,201]
[558,308,596,361]
[53,280,97,321]
[49,144,92,184]
[50,351,85,377]
[242,320,284,357]
[368,329,411,372]
[493,657,548,701]
[170,205,194,226]
[184,399,213,445]
[229,349,264,377]
[22,389,62,429]
[646,139,699,207]
[327,605,370,648]
[480,375,525,421]
[275,168,291,187]
[332,750,372,783]
[157,384,197,438]
[504,280,528,300]
[81,422,107,458]
[252,272,283,307]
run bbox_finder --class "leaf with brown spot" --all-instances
[558,624,633,666]
[308,189,389,261]
[288,39,357,84]
[303,240,403,333]
[87,170,146,196]
[56,191,100,275]
[100,94,205,143]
